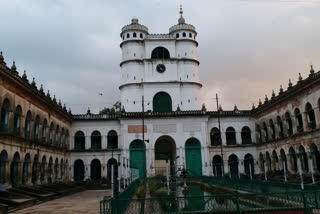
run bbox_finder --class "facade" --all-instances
[0,8,320,187]
[0,54,72,187]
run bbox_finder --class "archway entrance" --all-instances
[154,136,176,176]
[74,159,84,181]
[107,158,118,183]
[185,138,202,176]
[129,140,146,178]
[212,155,223,177]
[91,159,101,180]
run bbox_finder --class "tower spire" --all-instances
[178,5,185,24]
[179,5,183,16]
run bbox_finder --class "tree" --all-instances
[99,101,121,115]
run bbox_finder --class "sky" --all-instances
[0,0,319,114]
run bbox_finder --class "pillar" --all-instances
[5,160,10,186]
[85,136,90,150]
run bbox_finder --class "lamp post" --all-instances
[216,93,225,176]
[308,148,315,185]
[118,154,121,193]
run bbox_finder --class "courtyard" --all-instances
[12,190,111,214]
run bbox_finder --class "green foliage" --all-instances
[135,184,146,198]
[99,101,121,115]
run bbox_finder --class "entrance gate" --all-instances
[129,140,146,178]
[185,138,202,176]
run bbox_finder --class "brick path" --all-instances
[12,190,111,214]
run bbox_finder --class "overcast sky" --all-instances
[0,0,319,113]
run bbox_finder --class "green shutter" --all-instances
[153,92,172,112]
[130,140,146,178]
[185,138,202,176]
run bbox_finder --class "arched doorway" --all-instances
[107,158,118,182]
[22,154,31,184]
[289,147,298,172]
[74,159,84,181]
[153,92,172,112]
[40,156,46,182]
[129,140,146,178]
[185,138,202,176]
[244,154,254,178]
[32,155,39,183]
[0,150,8,184]
[10,152,20,186]
[48,157,53,183]
[212,155,223,177]
[299,145,309,173]
[91,159,101,180]
[54,158,58,181]
[311,144,320,171]
[228,154,239,178]
[154,136,176,176]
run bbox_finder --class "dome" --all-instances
[169,6,196,35]
[120,17,148,37]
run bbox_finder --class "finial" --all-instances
[264,95,268,103]
[179,5,183,16]
[47,90,51,98]
[258,99,262,106]
[63,104,67,111]
[121,105,126,113]
[288,79,292,88]
[233,104,238,112]
[298,73,302,82]
[310,65,315,74]
[40,84,44,93]
[279,85,284,93]
[11,61,17,72]
[31,77,36,87]
[272,90,275,98]
[68,108,72,114]
[53,95,57,103]
[176,104,181,112]
[87,107,91,115]
[22,70,28,81]
[201,103,207,112]
[218,104,223,111]
[252,103,256,110]
[178,5,185,24]
[58,99,62,107]
[0,51,4,64]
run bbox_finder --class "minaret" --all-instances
[119,8,201,112]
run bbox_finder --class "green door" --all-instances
[185,138,202,176]
[153,92,172,112]
[129,140,146,178]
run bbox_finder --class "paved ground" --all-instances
[12,190,111,214]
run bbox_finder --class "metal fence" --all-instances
[100,177,320,214]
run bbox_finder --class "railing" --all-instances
[100,177,320,214]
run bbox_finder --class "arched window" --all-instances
[189,33,192,38]
[42,119,47,142]
[280,149,287,171]
[24,111,32,139]
[294,108,303,132]
[91,130,101,150]
[241,126,252,144]
[269,119,275,140]
[285,112,293,136]
[289,147,297,172]
[299,145,309,173]
[306,102,316,129]
[107,130,118,149]
[133,32,137,38]
[55,125,59,145]
[256,124,262,143]
[126,33,130,38]
[266,152,271,171]
[228,154,239,178]
[210,127,221,146]
[10,152,20,185]
[13,105,22,136]
[182,32,186,37]
[151,47,170,59]
[0,99,10,132]
[263,122,268,142]
[49,122,54,144]
[176,33,179,38]
[34,116,40,141]
[153,92,172,112]
[212,155,223,177]
[277,116,284,138]
[244,154,254,177]
[272,150,279,170]
[226,127,236,145]
[140,33,143,38]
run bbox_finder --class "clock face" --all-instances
[156,64,166,73]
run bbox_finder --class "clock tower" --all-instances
[119,7,202,112]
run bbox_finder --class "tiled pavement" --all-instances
[12,190,111,214]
